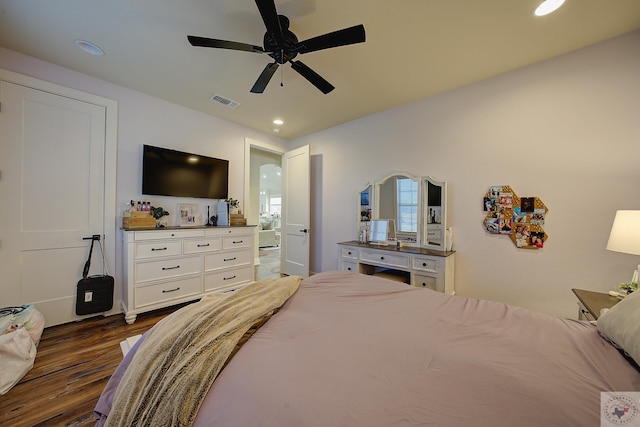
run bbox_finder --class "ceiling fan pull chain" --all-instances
[280,49,284,87]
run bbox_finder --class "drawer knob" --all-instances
[347,251,352,255]
[224,257,237,262]
[223,275,237,281]
[162,265,180,271]
[380,256,385,260]
[422,262,427,267]
[232,240,243,244]
[162,287,180,293]
[197,243,210,247]
[151,247,168,251]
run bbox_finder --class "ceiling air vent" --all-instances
[209,93,239,109]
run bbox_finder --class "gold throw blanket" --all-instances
[105,276,302,427]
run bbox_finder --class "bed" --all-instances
[95,271,640,426]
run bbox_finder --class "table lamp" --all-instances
[606,210,640,283]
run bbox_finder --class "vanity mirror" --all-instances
[374,172,420,247]
[357,183,373,237]
[422,176,447,250]
[358,172,448,250]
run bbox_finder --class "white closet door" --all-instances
[0,81,107,325]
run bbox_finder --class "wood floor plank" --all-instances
[0,304,184,426]
[1,259,279,426]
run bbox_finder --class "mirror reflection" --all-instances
[375,173,419,245]
[357,183,373,238]
[422,177,447,249]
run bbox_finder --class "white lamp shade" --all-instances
[606,210,640,256]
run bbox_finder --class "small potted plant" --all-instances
[150,206,170,227]
[617,281,638,295]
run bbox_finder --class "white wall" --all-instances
[0,46,288,306]
[291,31,640,318]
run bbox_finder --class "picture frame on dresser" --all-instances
[178,203,197,226]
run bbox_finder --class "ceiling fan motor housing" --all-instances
[264,15,299,63]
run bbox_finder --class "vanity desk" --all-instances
[346,171,454,293]
[338,241,455,294]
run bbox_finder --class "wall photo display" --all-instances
[483,185,548,249]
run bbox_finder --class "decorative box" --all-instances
[123,211,157,229]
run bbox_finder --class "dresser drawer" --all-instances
[134,275,201,308]
[204,266,253,292]
[135,229,203,241]
[135,255,203,283]
[206,227,253,237]
[135,240,182,259]
[360,249,409,269]
[223,235,253,250]
[340,247,359,259]
[342,260,359,273]
[205,249,252,271]
[414,273,438,291]
[183,237,222,254]
[412,256,439,273]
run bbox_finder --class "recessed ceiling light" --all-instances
[272,128,280,133]
[74,39,104,56]
[273,119,284,125]
[534,0,565,16]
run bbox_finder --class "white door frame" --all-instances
[0,68,118,306]
[244,138,285,266]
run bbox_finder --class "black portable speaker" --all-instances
[76,235,114,315]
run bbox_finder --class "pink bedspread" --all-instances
[97,271,640,426]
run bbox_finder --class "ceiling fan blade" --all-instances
[255,0,284,45]
[251,62,279,93]
[188,35,264,53]
[294,24,365,54]
[290,60,334,94]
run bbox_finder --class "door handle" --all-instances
[299,229,308,233]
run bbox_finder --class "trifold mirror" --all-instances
[357,172,448,250]
[422,176,447,250]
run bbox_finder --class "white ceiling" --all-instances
[1,0,639,140]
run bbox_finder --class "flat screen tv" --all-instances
[142,145,229,199]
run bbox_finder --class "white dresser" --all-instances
[338,241,455,294]
[122,226,255,323]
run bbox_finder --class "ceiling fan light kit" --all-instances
[188,0,366,94]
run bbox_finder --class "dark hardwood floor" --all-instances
[1,257,281,426]
[0,303,185,426]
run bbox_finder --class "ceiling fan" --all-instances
[187,0,366,94]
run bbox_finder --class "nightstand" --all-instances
[571,288,620,321]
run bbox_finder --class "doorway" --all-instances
[247,145,283,280]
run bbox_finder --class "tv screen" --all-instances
[142,145,229,199]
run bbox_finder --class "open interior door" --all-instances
[280,145,310,277]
